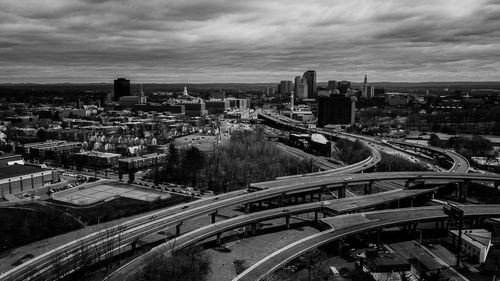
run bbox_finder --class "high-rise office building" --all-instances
[279,80,293,95]
[327,80,337,92]
[367,85,375,99]
[362,74,368,98]
[337,80,351,95]
[317,94,355,127]
[294,76,308,99]
[303,70,317,99]
[114,78,131,101]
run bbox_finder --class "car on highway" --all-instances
[344,176,352,181]
[322,201,331,206]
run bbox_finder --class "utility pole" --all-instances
[443,203,464,267]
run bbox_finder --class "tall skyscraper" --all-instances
[337,80,351,94]
[367,85,375,99]
[294,76,308,99]
[279,80,293,95]
[303,70,317,99]
[327,80,337,92]
[317,94,355,127]
[113,78,130,101]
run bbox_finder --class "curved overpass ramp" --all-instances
[104,187,441,281]
[2,172,499,281]
[234,205,500,281]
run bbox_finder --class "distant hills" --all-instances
[1,81,500,92]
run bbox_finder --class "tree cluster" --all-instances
[335,139,372,165]
[141,246,210,281]
[160,129,315,193]
[429,134,495,158]
[0,204,81,251]
[377,152,429,172]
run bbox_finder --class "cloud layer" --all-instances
[1,0,500,83]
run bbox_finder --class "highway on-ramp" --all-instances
[233,205,500,281]
[104,187,442,281]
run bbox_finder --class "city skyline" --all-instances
[1,0,500,83]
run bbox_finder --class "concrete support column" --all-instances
[459,179,470,202]
[211,210,218,224]
[405,180,410,189]
[285,215,290,229]
[315,211,319,223]
[259,201,263,209]
[8,179,12,194]
[20,177,23,191]
[31,175,34,189]
[365,181,374,195]
[251,222,257,236]
[41,173,44,186]
[410,197,414,208]
[216,233,222,246]
[302,194,306,203]
[244,203,249,214]
[176,222,182,236]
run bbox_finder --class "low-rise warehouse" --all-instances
[0,165,58,195]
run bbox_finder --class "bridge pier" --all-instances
[211,210,218,224]
[285,215,291,229]
[302,194,306,203]
[338,183,348,198]
[314,211,319,223]
[216,232,222,246]
[176,222,182,236]
[458,179,470,202]
[251,222,257,236]
[259,201,263,209]
[405,180,411,189]
[244,203,249,214]
[410,197,414,208]
[364,181,374,195]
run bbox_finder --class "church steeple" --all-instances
[364,74,367,85]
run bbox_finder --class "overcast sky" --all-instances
[1,0,500,83]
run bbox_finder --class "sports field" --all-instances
[53,184,170,205]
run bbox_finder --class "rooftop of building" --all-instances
[118,152,167,162]
[450,229,492,248]
[0,164,51,180]
[75,151,121,158]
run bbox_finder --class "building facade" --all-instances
[279,80,293,95]
[317,94,355,127]
[114,78,131,102]
[303,70,317,99]
[294,76,308,99]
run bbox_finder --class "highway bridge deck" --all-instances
[234,205,500,281]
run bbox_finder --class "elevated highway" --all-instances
[234,205,500,281]
[258,111,470,174]
[105,187,441,281]
[3,172,498,281]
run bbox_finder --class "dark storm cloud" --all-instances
[1,0,499,83]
